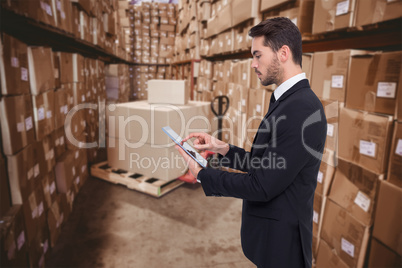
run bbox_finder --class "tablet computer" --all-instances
[162,126,208,168]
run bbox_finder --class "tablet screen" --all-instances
[162,126,208,168]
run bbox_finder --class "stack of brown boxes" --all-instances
[0,30,107,266]
[129,2,176,101]
[312,50,402,267]
[105,63,131,104]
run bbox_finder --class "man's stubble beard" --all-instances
[261,55,281,87]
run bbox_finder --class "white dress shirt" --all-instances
[274,73,307,101]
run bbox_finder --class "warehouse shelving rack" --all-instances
[0,7,131,64]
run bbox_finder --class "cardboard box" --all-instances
[28,47,55,95]
[47,196,64,248]
[339,107,393,174]
[388,122,402,187]
[58,52,74,84]
[345,51,402,115]
[310,50,370,102]
[27,0,56,27]
[315,151,336,196]
[107,100,213,145]
[107,136,187,180]
[372,180,402,256]
[355,0,402,27]
[27,217,49,268]
[0,95,35,155]
[36,133,56,175]
[54,87,73,130]
[7,144,42,205]
[329,158,382,226]
[53,51,61,89]
[321,99,341,152]
[73,53,85,83]
[316,239,349,268]
[32,90,55,141]
[279,0,315,35]
[312,0,357,34]
[55,150,76,193]
[320,200,370,267]
[54,0,73,34]
[21,183,46,244]
[232,0,259,27]
[313,192,326,238]
[0,205,28,267]
[0,34,30,95]
[147,80,189,105]
[52,128,66,159]
[260,0,294,12]
[367,237,402,267]
[41,171,57,211]
[302,53,313,82]
[0,156,11,217]
[206,3,232,38]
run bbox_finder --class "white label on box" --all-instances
[75,151,79,159]
[17,122,25,132]
[38,107,45,121]
[243,73,247,81]
[34,164,40,178]
[81,165,86,173]
[50,149,54,159]
[72,166,76,176]
[46,110,52,119]
[56,0,61,10]
[331,75,344,88]
[313,210,319,224]
[81,95,85,102]
[75,176,80,185]
[25,116,33,131]
[45,3,53,16]
[225,133,229,140]
[11,57,19,68]
[64,105,68,114]
[60,136,65,145]
[377,82,397,98]
[341,238,355,257]
[396,139,402,156]
[360,140,376,158]
[38,202,44,216]
[21,67,28,81]
[27,167,34,180]
[17,231,25,250]
[55,138,60,146]
[291,17,298,26]
[54,68,59,79]
[354,191,371,212]
[61,11,66,19]
[74,125,78,133]
[242,99,246,106]
[239,36,243,43]
[327,124,334,137]
[317,171,323,184]
[336,0,350,16]
[50,181,56,194]
[256,104,262,113]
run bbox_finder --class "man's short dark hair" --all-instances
[248,17,302,67]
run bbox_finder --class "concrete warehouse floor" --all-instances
[46,177,255,268]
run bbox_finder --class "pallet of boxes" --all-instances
[310,49,402,267]
[91,79,215,197]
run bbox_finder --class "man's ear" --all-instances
[278,45,291,63]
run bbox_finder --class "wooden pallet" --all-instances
[90,161,185,198]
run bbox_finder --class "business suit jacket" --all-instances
[198,79,327,267]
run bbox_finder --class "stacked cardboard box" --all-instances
[105,63,131,103]
[106,79,213,180]
[130,2,176,64]
[0,33,107,266]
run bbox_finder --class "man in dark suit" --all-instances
[177,17,327,268]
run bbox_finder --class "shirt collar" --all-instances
[274,73,306,101]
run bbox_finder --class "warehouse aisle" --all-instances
[46,177,254,268]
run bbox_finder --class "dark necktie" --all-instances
[267,93,276,114]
